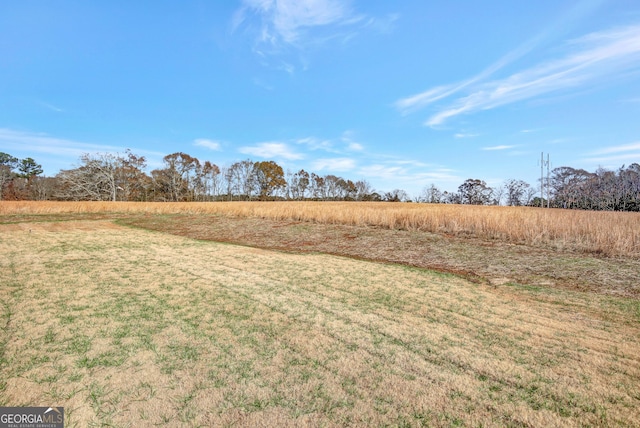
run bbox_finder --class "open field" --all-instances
[118,214,640,299]
[1,201,639,257]
[0,203,640,427]
[1,206,640,426]
[2,201,640,298]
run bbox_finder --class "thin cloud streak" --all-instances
[582,153,640,164]
[357,163,461,184]
[0,128,160,159]
[590,141,640,154]
[234,0,356,47]
[296,136,336,152]
[340,131,364,151]
[395,12,562,114]
[583,141,640,165]
[232,0,392,73]
[483,145,516,151]
[395,84,464,114]
[312,157,355,171]
[38,101,64,113]
[273,0,350,43]
[238,141,304,160]
[295,132,365,153]
[395,39,540,115]
[0,128,166,172]
[423,24,640,126]
[396,0,607,117]
[358,164,406,180]
[194,139,223,151]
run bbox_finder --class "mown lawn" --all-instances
[1,219,639,427]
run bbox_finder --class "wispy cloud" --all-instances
[582,141,640,165]
[550,138,571,144]
[0,128,123,158]
[589,141,640,155]
[233,0,391,70]
[238,141,304,160]
[454,132,479,139]
[394,11,562,115]
[194,138,223,151]
[394,40,543,114]
[398,24,640,127]
[482,145,517,151]
[389,159,430,168]
[295,132,364,153]
[395,84,464,114]
[357,164,462,190]
[416,169,463,183]
[0,128,166,172]
[296,136,335,152]
[340,130,364,151]
[582,154,640,165]
[358,164,406,180]
[395,0,607,116]
[252,77,275,90]
[312,157,355,171]
[361,13,399,35]
[233,0,360,48]
[38,101,64,113]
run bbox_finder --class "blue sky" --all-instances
[1,0,640,196]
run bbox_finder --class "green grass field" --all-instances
[1,218,639,427]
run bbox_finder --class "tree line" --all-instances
[1,150,639,210]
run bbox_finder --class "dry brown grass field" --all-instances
[1,201,640,426]
[2,200,639,256]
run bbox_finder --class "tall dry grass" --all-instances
[2,200,639,256]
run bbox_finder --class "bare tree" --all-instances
[620,163,640,211]
[228,159,256,200]
[288,169,310,200]
[354,179,373,201]
[56,151,151,201]
[420,183,443,203]
[550,167,594,209]
[310,173,326,200]
[504,179,532,206]
[492,184,505,206]
[116,150,148,201]
[524,185,537,206]
[150,152,202,201]
[56,153,119,201]
[384,189,410,202]
[29,176,57,201]
[322,175,342,200]
[220,165,234,201]
[200,161,221,200]
[457,179,493,205]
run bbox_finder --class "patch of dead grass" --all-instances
[2,201,639,257]
[121,214,640,299]
[1,219,639,426]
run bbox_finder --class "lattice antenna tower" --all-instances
[539,152,551,208]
